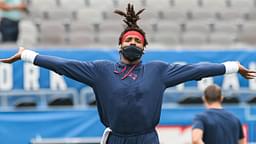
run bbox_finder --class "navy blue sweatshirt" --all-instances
[34,55,225,135]
[192,109,244,144]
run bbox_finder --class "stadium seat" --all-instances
[103,10,122,21]
[181,32,208,46]
[229,0,256,10]
[98,22,124,34]
[189,9,217,22]
[38,22,67,45]
[30,0,58,10]
[59,0,87,10]
[201,0,229,11]
[212,22,239,35]
[27,8,46,23]
[208,32,237,46]
[156,22,182,34]
[18,20,38,46]
[86,0,116,8]
[137,21,157,36]
[237,22,256,45]
[145,0,172,9]
[68,32,96,47]
[76,9,104,24]
[138,9,160,23]
[69,22,95,33]
[152,33,181,47]
[184,22,211,34]
[159,9,189,23]
[96,32,119,48]
[170,0,201,11]
[44,9,73,24]
[216,9,245,23]
[23,0,31,6]
[245,11,256,21]
[153,22,182,47]
[117,0,145,9]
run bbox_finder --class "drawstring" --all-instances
[114,66,127,74]
[114,63,138,80]
[121,64,137,80]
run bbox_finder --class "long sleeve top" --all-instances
[31,54,226,135]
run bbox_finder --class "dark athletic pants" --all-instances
[107,129,160,144]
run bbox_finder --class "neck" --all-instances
[206,102,223,109]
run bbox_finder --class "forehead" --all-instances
[124,35,142,40]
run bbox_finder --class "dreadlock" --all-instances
[114,3,148,46]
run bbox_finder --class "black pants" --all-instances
[0,18,19,42]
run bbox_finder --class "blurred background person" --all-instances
[192,84,246,144]
[0,0,27,42]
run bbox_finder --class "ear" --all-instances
[118,45,122,51]
[220,96,224,102]
[142,46,146,53]
[202,96,206,103]
[202,96,209,105]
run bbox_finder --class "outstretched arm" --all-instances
[0,47,98,86]
[164,61,256,87]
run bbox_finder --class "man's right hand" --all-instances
[0,47,25,63]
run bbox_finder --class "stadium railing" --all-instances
[0,88,79,109]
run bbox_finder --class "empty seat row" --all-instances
[17,19,256,47]
[25,0,256,10]
[25,8,256,27]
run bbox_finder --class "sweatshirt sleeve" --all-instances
[163,62,226,87]
[33,55,98,87]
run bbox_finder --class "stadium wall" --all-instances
[0,107,255,144]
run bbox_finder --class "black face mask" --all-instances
[120,45,144,62]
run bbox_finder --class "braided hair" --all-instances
[114,3,148,46]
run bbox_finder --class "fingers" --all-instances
[245,75,255,79]
[242,72,256,79]
[0,58,12,63]
[248,73,256,77]
[247,70,256,73]
[0,47,24,64]
[247,73,256,79]
[239,65,256,79]
[241,67,256,73]
[239,66,256,79]
[245,70,256,78]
